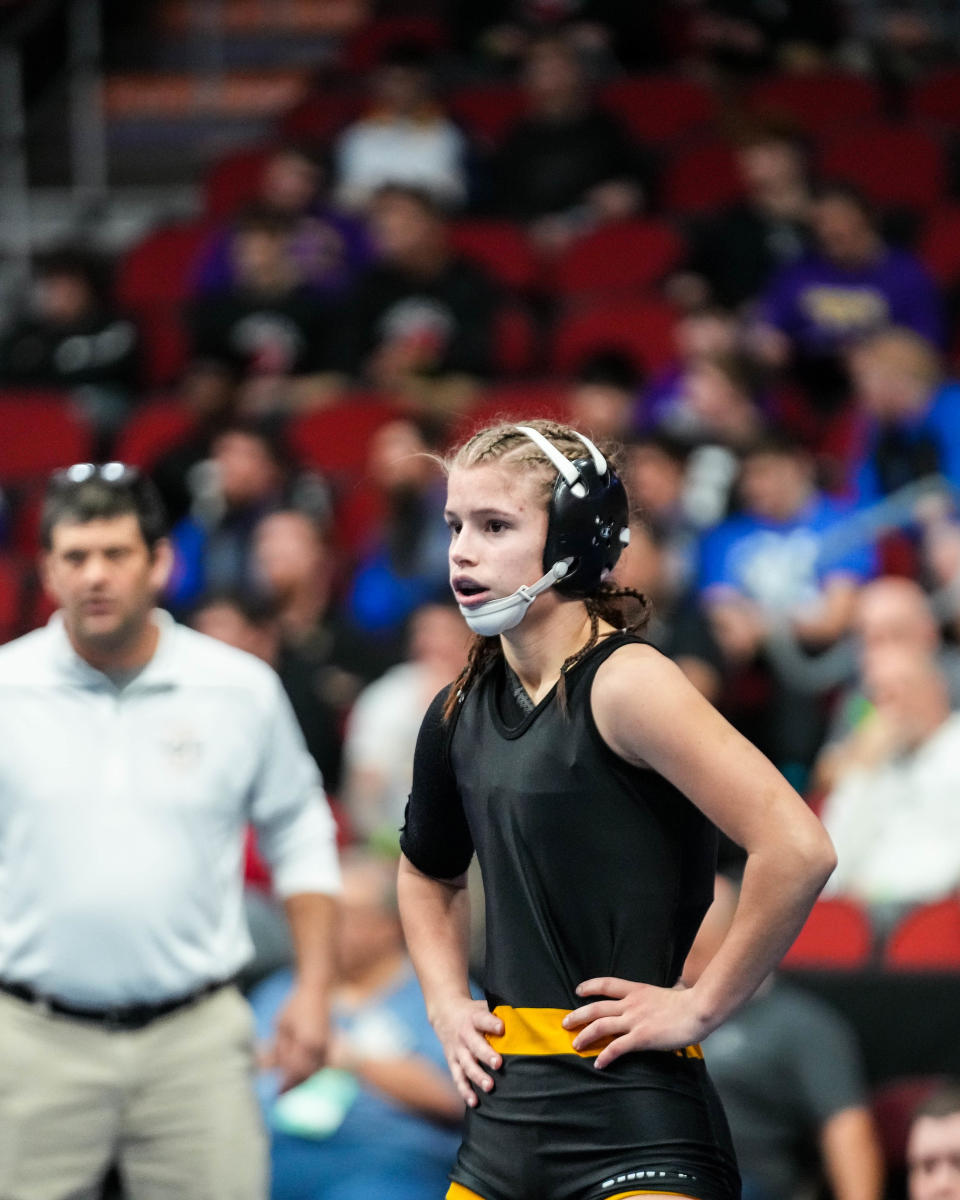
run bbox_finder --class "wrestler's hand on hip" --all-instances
[432,996,504,1106]
[562,977,706,1070]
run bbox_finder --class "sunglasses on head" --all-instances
[49,462,142,489]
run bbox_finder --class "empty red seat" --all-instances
[917,205,960,288]
[113,399,198,470]
[907,69,960,131]
[817,122,947,212]
[276,90,364,146]
[0,554,26,645]
[661,139,745,216]
[872,1076,947,1171]
[286,395,405,480]
[883,895,960,970]
[781,896,873,969]
[448,220,542,293]
[448,381,569,446]
[748,72,881,135]
[0,392,94,486]
[116,219,213,308]
[448,83,526,147]
[550,219,685,299]
[203,146,275,220]
[492,303,540,376]
[341,16,449,73]
[599,75,716,144]
[550,298,678,377]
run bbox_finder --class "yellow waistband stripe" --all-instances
[485,1006,703,1060]
[446,1186,698,1200]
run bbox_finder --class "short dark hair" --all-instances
[187,587,280,630]
[41,463,168,551]
[912,1082,960,1124]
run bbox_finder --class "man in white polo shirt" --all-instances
[0,462,341,1200]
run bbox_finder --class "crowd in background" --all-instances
[4,2,960,1198]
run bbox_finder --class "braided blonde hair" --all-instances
[441,419,650,722]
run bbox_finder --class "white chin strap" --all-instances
[459,559,572,637]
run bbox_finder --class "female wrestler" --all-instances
[398,420,836,1200]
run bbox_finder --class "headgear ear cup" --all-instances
[455,425,631,635]
[515,425,630,597]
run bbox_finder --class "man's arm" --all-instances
[269,892,339,1092]
[820,1106,886,1200]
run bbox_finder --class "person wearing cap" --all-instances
[0,462,341,1200]
[398,418,836,1200]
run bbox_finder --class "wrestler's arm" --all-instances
[397,688,503,1106]
[398,857,503,1106]
[565,643,836,1068]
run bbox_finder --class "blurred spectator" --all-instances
[341,602,470,848]
[684,874,884,1200]
[906,1082,960,1200]
[251,509,394,709]
[344,417,450,647]
[622,432,701,595]
[331,186,498,407]
[700,431,875,658]
[821,645,960,928]
[333,43,470,212]
[250,848,463,1200]
[186,207,336,416]
[615,517,724,703]
[565,350,643,441]
[490,34,648,252]
[847,327,960,503]
[752,182,944,412]
[168,421,330,611]
[188,587,344,795]
[643,306,740,426]
[687,0,845,77]
[812,576,960,790]
[193,146,372,300]
[676,127,813,311]
[698,431,875,777]
[0,249,141,441]
[651,352,766,452]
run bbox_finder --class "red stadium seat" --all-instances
[599,75,716,144]
[747,72,881,135]
[341,16,449,73]
[115,220,213,308]
[203,146,275,220]
[781,896,873,969]
[907,69,960,132]
[550,219,686,299]
[917,205,960,288]
[661,139,745,215]
[492,303,540,376]
[0,393,94,485]
[883,895,960,970]
[286,395,405,480]
[276,90,364,146]
[112,399,197,470]
[816,122,947,212]
[550,298,679,377]
[872,1077,947,1171]
[448,220,542,293]
[448,83,526,147]
[448,381,569,446]
[0,554,26,644]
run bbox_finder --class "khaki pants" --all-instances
[0,985,267,1200]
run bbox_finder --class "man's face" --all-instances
[908,1112,960,1200]
[42,515,171,659]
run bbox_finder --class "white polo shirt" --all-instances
[0,611,341,1006]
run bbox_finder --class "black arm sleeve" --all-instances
[399,686,475,879]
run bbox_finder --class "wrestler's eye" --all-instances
[487,520,508,533]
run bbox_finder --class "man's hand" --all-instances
[267,982,330,1093]
[563,977,708,1070]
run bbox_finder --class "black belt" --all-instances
[0,977,231,1031]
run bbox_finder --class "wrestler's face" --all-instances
[446,464,549,613]
[43,515,171,660]
[908,1112,960,1200]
